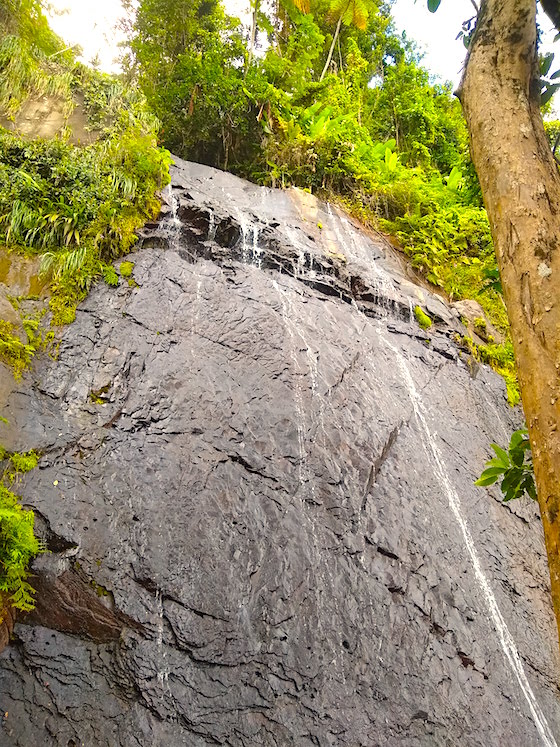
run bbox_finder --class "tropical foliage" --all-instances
[0,125,170,325]
[124,0,514,391]
[0,1,171,327]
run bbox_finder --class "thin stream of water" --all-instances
[164,184,182,253]
[236,210,262,267]
[329,204,393,312]
[272,278,317,505]
[272,274,341,677]
[207,209,217,241]
[326,211,555,745]
[155,589,169,687]
[380,329,557,747]
[408,298,414,324]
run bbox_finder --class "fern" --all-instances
[0,320,36,378]
[329,0,371,30]
[292,0,311,12]
[0,484,44,614]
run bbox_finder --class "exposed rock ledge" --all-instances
[0,158,559,746]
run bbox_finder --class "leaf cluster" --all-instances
[0,127,170,324]
[475,429,537,502]
[0,318,37,377]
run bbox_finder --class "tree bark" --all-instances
[245,0,260,76]
[460,0,560,645]
[320,15,343,82]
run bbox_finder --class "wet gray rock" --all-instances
[0,158,559,746]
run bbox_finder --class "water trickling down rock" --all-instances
[0,158,559,746]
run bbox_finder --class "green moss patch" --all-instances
[414,305,432,330]
[119,261,135,278]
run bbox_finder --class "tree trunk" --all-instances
[245,0,260,76]
[320,15,343,82]
[459,0,560,646]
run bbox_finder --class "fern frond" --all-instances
[329,0,370,30]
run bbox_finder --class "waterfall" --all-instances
[252,223,262,268]
[164,183,181,252]
[381,329,557,747]
[207,209,217,241]
[329,204,394,313]
[237,210,262,267]
[285,225,315,279]
[272,278,316,505]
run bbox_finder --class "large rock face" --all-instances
[0,159,559,746]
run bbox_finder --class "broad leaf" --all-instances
[541,52,555,77]
[541,82,560,106]
[474,467,505,487]
[490,443,510,467]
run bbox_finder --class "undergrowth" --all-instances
[0,319,36,377]
[0,124,171,327]
[0,446,44,615]
[0,312,55,378]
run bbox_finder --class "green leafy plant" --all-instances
[0,120,170,325]
[0,443,45,615]
[103,264,119,287]
[475,428,537,502]
[0,319,38,378]
[479,267,503,295]
[0,482,44,613]
[0,11,171,327]
[456,334,519,405]
[7,450,38,477]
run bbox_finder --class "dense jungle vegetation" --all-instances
[0,0,170,331]
[123,0,529,403]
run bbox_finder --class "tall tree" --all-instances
[433,0,560,646]
[319,0,372,81]
[245,0,260,73]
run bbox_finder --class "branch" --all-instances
[469,0,479,12]
[48,44,79,59]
